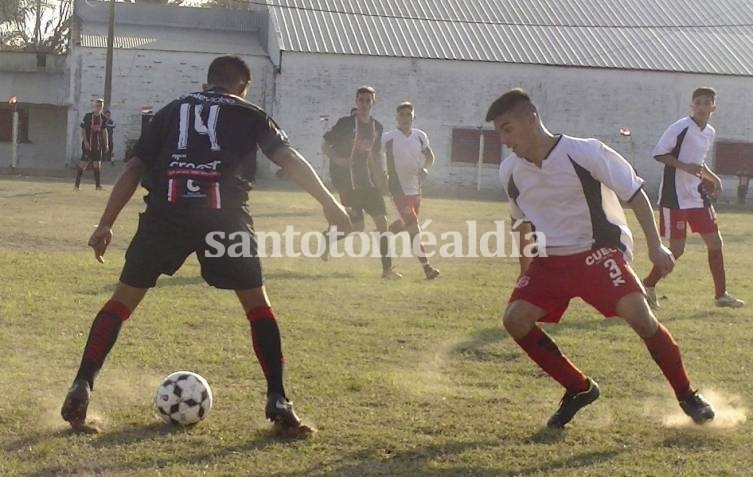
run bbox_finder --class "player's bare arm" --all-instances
[701,163,723,198]
[271,146,352,232]
[89,156,147,263]
[81,127,90,150]
[420,146,436,177]
[628,189,675,277]
[321,140,349,167]
[655,153,703,176]
[511,218,534,277]
[371,149,389,193]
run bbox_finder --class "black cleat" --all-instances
[547,378,600,428]
[679,390,715,424]
[61,379,96,432]
[423,264,440,280]
[265,393,302,429]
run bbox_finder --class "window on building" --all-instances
[451,128,502,165]
[714,140,753,176]
[0,108,30,143]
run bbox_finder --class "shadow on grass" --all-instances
[525,426,566,444]
[271,440,620,477]
[22,424,281,477]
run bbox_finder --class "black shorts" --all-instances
[340,187,386,222]
[81,149,105,163]
[120,208,263,289]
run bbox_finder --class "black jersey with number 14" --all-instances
[132,90,290,212]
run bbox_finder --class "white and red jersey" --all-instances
[499,135,644,262]
[382,128,430,196]
[654,116,715,209]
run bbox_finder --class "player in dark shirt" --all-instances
[322,86,402,279]
[75,98,109,190]
[60,55,351,436]
[104,110,115,163]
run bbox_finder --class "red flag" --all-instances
[7,96,17,105]
[619,128,631,137]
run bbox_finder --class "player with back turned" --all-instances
[60,55,351,435]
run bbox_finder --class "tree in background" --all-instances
[0,0,72,53]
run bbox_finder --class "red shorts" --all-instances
[509,247,644,322]
[392,194,421,225]
[659,207,717,240]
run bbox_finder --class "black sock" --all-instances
[74,300,131,389]
[247,307,285,397]
[74,167,84,188]
[380,235,391,271]
[94,167,101,188]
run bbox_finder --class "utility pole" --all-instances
[104,0,115,109]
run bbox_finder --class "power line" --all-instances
[253,0,753,30]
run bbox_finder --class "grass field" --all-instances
[1,176,752,477]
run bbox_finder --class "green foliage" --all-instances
[0,0,72,53]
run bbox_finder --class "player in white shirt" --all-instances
[382,102,440,280]
[489,89,714,428]
[642,87,744,309]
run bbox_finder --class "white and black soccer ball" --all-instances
[154,371,213,426]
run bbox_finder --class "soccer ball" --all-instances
[154,371,213,426]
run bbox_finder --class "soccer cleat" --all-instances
[424,264,440,280]
[679,390,715,424]
[546,378,600,428]
[96,186,104,191]
[61,379,94,431]
[382,269,403,280]
[715,293,744,308]
[645,286,659,310]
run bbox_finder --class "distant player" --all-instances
[104,109,115,164]
[75,98,108,190]
[322,86,402,279]
[642,87,744,309]
[382,102,440,280]
[490,89,714,428]
[60,56,351,435]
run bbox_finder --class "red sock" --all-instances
[643,266,664,288]
[642,323,691,400]
[708,249,726,299]
[246,306,285,397]
[515,326,589,394]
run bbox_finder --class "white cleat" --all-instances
[382,269,403,280]
[715,293,745,308]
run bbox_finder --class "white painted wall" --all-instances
[0,105,69,169]
[273,52,753,197]
[71,47,275,173]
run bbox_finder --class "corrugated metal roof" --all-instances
[268,0,753,76]
[79,24,266,55]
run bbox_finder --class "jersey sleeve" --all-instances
[256,115,291,158]
[585,141,645,202]
[80,113,91,129]
[499,159,527,221]
[652,122,681,158]
[372,121,384,155]
[418,129,430,152]
[323,117,349,147]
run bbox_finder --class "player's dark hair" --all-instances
[485,88,537,122]
[207,55,251,87]
[692,87,716,101]
[356,85,376,100]
[396,101,414,113]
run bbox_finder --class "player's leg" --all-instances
[403,196,439,279]
[643,208,686,309]
[692,207,744,307]
[62,211,192,430]
[615,292,715,423]
[92,149,103,190]
[365,189,400,279]
[74,158,87,190]
[505,254,599,427]
[61,283,148,431]
[199,216,310,433]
